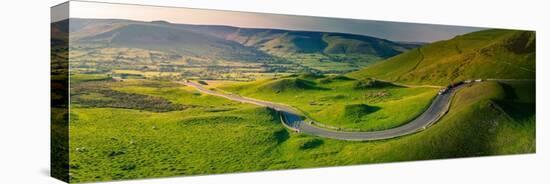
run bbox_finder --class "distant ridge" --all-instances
[67,18,422,63]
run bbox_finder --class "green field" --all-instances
[68,77,535,182]
[220,74,438,131]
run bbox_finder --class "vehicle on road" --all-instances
[438,88,448,95]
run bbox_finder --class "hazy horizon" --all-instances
[61,1,486,43]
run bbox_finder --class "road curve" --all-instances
[181,81,466,141]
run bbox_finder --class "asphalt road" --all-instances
[182,80,466,141]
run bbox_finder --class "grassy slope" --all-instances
[246,32,410,73]
[220,75,437,131]
[68,79,535,182]
[223,27,412,57]
[69,79,286,182]
[275,81,535,167]
[349,29,536,85]
[69,106,288,181]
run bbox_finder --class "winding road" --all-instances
[181,81,467,141]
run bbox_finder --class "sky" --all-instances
[61,1,486,43]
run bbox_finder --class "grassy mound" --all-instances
[343,104,381,120]
[258,78,325,93]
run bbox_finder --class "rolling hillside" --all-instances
[75,22,271,62]
[186,25,419,58]
[222,29,413,56]
[66,18,420,67]
[349,29,535,85]
[221,74,438,131]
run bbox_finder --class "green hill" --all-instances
[180,24,418,57]
[77,23,270,61]
[257,78,327,93]
[227,77,327,94]
[342,104,381,120]
[349,29,535,85]
[221,75,438,131]
[220,28,416,57]
[182,24,423,72]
